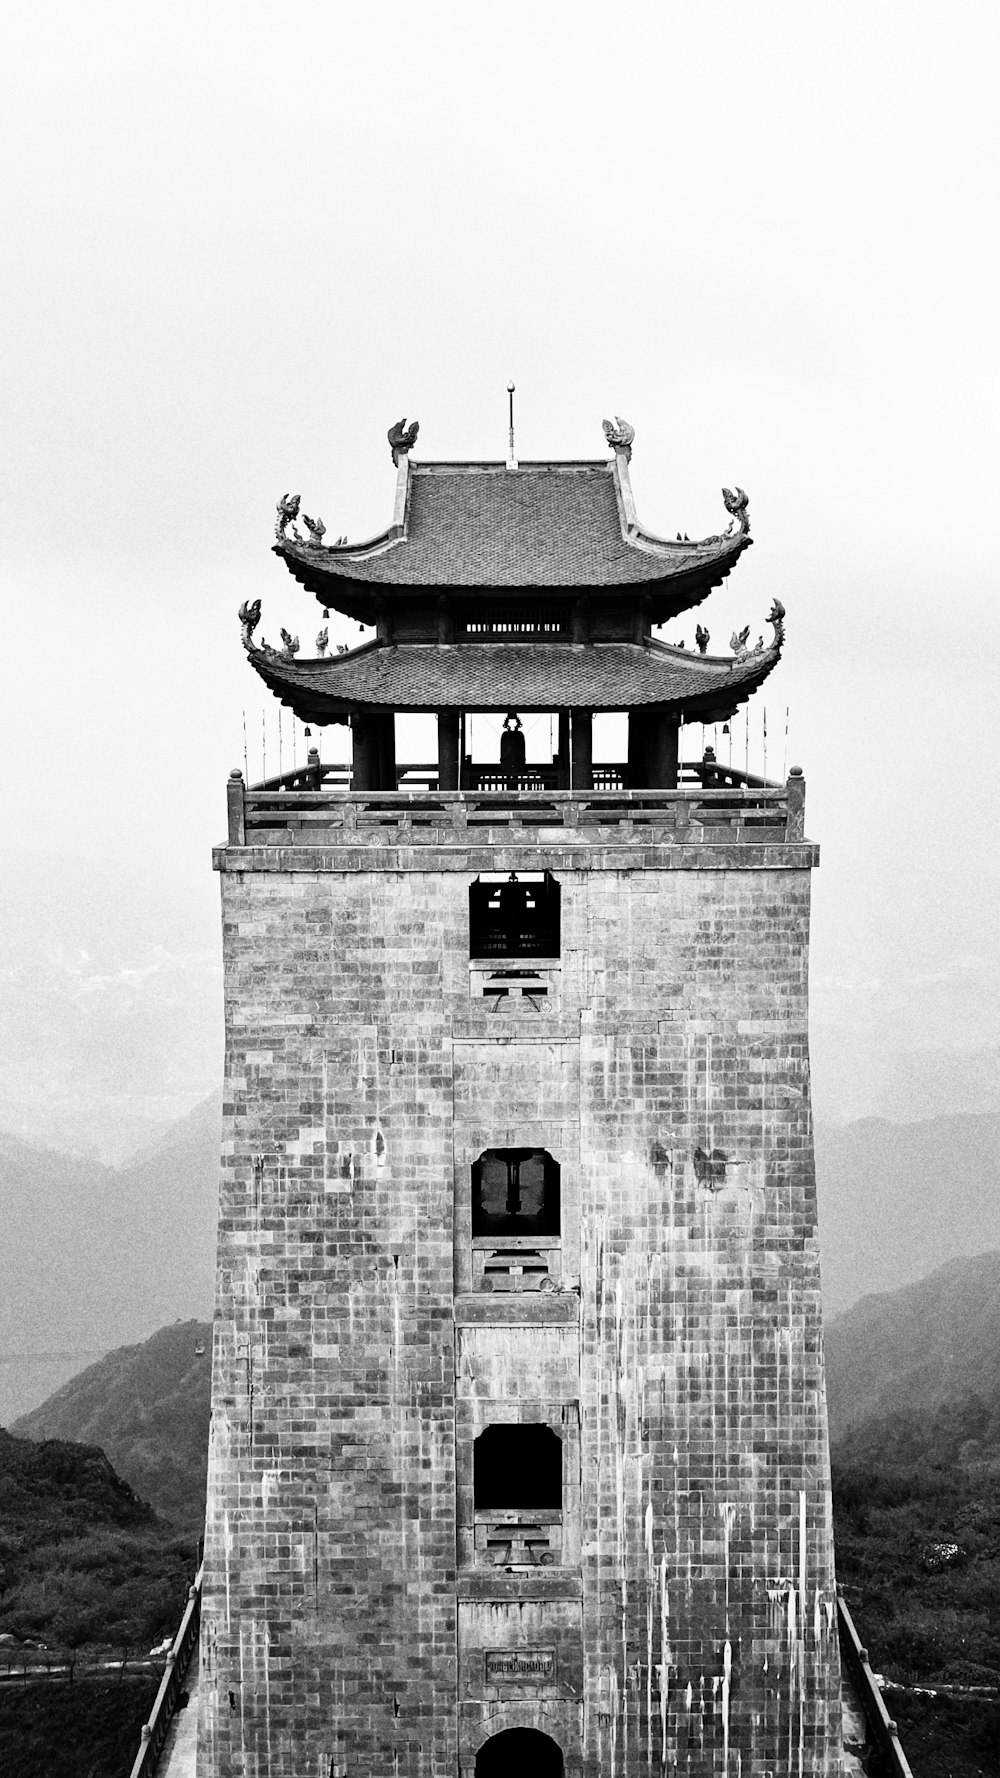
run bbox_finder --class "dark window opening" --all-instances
[474,1424,562,1512]
[472,1148,560,1237]
[469,872,560,958]
[462,606,566,638]
[477,1730,563,1778]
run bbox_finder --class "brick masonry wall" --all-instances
[198,844,841,1778]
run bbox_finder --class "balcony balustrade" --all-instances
[225,759,806,849]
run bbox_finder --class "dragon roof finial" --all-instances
[275,493,301,542]
[602,415,635,460]
[388,417,419,466]
[238,600,261,648]
[721,486,750,535]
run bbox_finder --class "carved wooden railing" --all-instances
[127,1564,203,1778]
[246,758,779,794]
[227,766,806,848]
[837,1592,916,1778]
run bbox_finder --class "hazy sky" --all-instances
[1,1,997,1140]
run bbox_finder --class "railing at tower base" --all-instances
[127,1564,203,1778]
[837,1591,915,1778]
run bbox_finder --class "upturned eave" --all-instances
[241,632,783,727]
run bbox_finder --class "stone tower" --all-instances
[199,417,843,1777]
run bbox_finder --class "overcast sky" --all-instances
[1,1,997,1138]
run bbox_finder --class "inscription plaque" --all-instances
[484,1649,556,1684]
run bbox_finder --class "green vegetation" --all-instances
[0,1430,195,1656]
[833,1393,1000,1688]
[833,1392,1000,1777]
[0,1675,161,1778]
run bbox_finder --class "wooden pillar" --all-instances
[438,710,460,790]
[376,713,397,790]
[556,711,570,789]
[627,711,648,789]
[570,709,593,790]
[351,714,378,790]
[646,711,679,789]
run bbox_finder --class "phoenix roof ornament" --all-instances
[602,415,635,460]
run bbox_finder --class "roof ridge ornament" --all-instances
[275,493,302,541]
[729,598,785,660]
[721,486,750,536]
[602,415,635,461]
[388,417,419,466]
[238,600,262,648]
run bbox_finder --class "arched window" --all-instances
[469,872,560,958]
[472,1149,560,1238]
[476,1729,563,1778]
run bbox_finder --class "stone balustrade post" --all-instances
[227,770,246,846]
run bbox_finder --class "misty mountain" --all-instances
[0,1097,219,1423]
[13,1321,212,1537]
[815,1113,1000,1317]
[0,850,221,1163]
[824,1248,1000,1443]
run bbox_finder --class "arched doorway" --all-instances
[476,1728,563,1778]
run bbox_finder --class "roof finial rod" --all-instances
[507,380,517,471]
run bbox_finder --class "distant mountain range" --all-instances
[0,1099,219,1423]
[814,1114,1000,1317]
[13,1320,212,1536]
[824,1248,1000,1442]
[2,1101,997,1421]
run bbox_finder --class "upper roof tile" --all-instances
[275,462,750,597]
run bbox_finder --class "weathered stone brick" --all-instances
[199,827,840,1777]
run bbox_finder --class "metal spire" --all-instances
[506,380,517,470]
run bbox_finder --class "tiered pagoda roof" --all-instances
[274,460,751,606]
[240,417,784,724]
[246,635,783,724]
